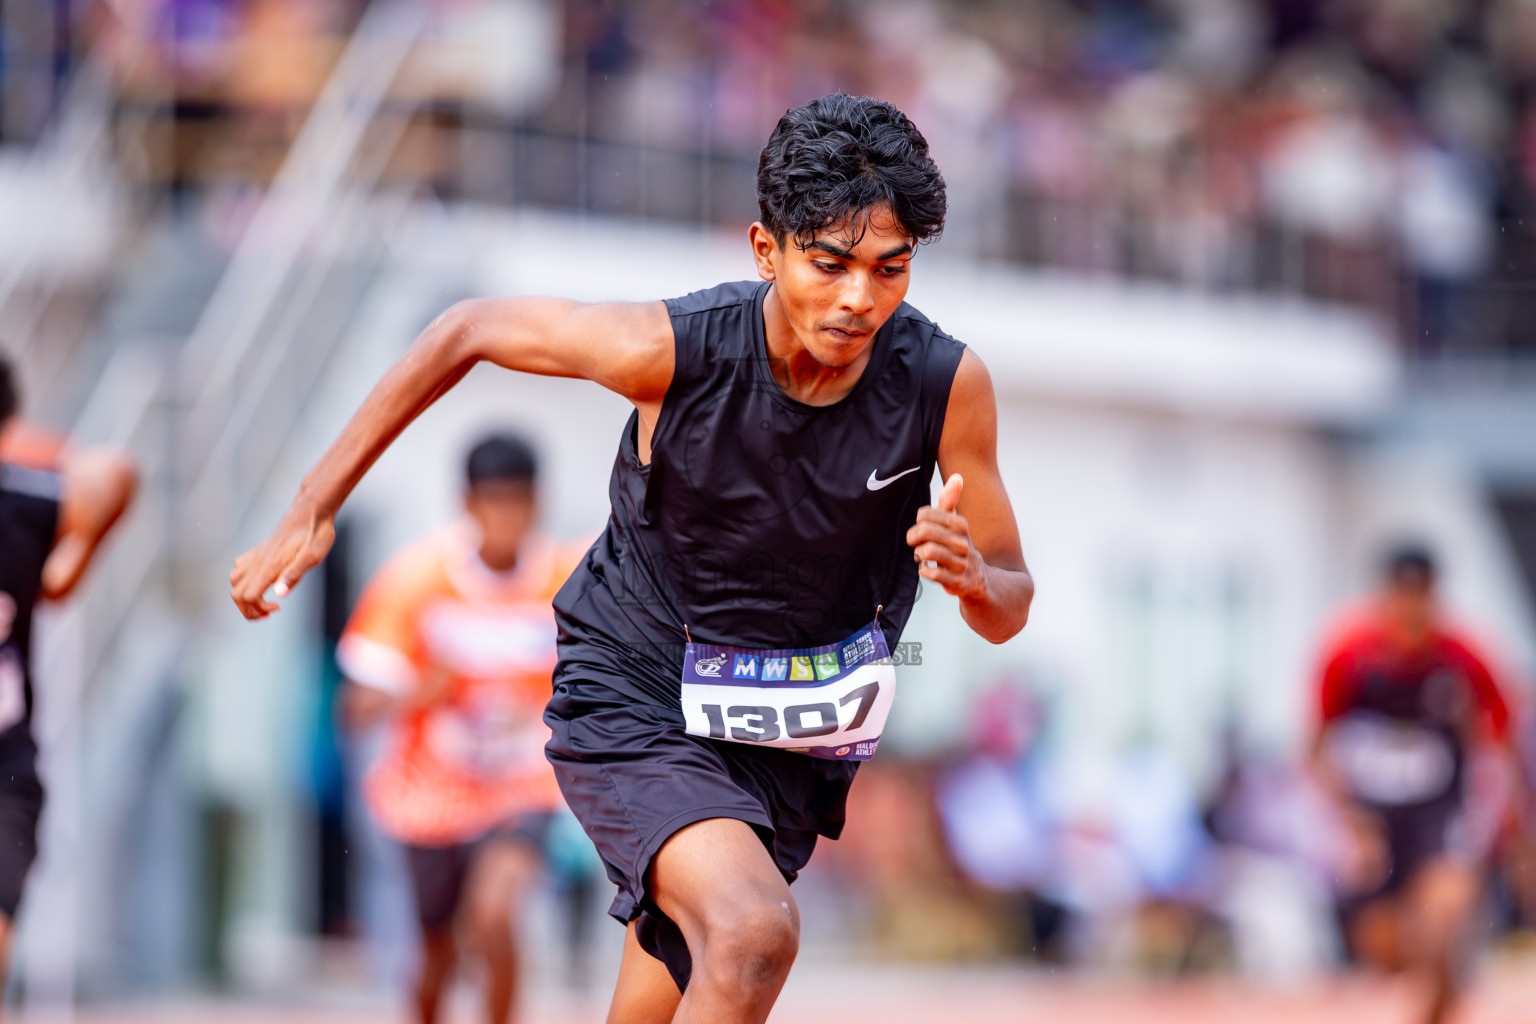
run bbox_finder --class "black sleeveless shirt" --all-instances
[0,464,62,776]
[553,279,966,708]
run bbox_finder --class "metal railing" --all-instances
[48,0,429,670]
[175,0,427,604]
[15,1,432,1003]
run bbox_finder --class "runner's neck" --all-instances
[760,284,879,407]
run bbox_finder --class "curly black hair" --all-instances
[0,352,16,427]
[757,93,946,249]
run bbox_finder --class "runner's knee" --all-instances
[465,904,514,955]
[1416,864,1478,936]
[698,897,799,992]
[462,842,534,951]
[462,880,518,954]
[419,927,457,975]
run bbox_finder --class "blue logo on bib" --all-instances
[762,658,788,681]
[732,655,759,679]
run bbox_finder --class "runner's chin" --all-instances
[810,328,868,363]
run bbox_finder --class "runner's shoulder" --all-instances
[890,299,964,348]
[1433,623,1501,674]
[0,424,66,474]
[663,280,761,320]
[1318,603,1388,654]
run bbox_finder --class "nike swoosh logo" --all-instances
[866,466,920,491]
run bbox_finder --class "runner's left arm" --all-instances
[907,349,1033,644]
[1455,637,1532,835]
[40,446,138,601]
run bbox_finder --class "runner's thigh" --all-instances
[647,817,797,945]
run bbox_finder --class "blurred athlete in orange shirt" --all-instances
[1312,544,1522,1024]
[339,433,578,1024]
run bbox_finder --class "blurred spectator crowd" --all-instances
[548,0,1536,355]
[9,0,1536,352]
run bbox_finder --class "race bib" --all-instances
[680,620,896,761]
[1326,713,1457,806]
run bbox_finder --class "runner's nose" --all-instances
[838,271,875,318]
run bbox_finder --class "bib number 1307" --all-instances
[699,680,882,743]
[679,619,897,761]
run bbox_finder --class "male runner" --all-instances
[231,93,1034,1023]
[339,432,578,1024]
[0,355,136,992]
[1313,545,1518,1024]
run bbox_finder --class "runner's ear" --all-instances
[937,474,963,513]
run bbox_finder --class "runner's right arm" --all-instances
[230,299,673,619]
[0,425,138,600]
[1308,632,1392,891]
[41,447,138,601]
[1309,637,1354,802]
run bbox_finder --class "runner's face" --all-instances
[752,204,915,368]
[1384,574,1435,642]
[464,480,535,571]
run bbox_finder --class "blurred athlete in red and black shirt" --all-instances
[1312,544,1520,1024]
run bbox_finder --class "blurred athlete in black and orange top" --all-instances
[1312,545,1520,1024]
[0,355,135,1006]
[340,434,582,1024]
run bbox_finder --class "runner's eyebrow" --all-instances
[806,240,914,261]
[807,240,854,259]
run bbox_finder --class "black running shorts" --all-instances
[0,772,44,919]
[1337,795,1465,947]
[403,812,554,932]
[544,677,857,991]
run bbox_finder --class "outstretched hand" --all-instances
[229,502,336,619]
[906,474,987,600]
